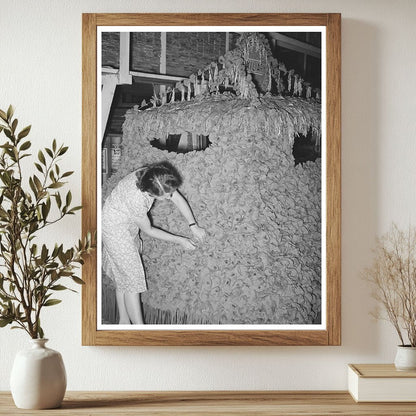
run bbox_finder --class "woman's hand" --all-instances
[170,192,207,243]
[190,224,206,242]
[177,236,196,250]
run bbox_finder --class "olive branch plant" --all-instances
[363,223,416,347]
[0,106,95,339]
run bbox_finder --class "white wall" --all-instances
[1,0,415,391]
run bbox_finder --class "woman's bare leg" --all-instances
[116,290,131,324]
[124,292,145,324]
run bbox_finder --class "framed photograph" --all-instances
[82,13,341,346]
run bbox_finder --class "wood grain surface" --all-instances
[350,364,416,378]
[1,391,416,415]
[82,13,341,346]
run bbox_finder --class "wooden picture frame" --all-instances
[82,13,341,346]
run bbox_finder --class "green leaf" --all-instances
[45,148,53,158]
[41,202,50,220]
[38,190,47,200]
[55,192,62,208]
[48,182,64,189]
[3,129,12,140]
[65,191,72,207]
[29,177,38,197]
[33,175,43,192]
[0,142,12,150]
[51,244,59,258]
[19,140,31,151]
[41,244,48,262]
[57,244,64,256]
[69,206,82,213]
[34,163,43,173]
[6,105,14,122]
[52,139,57,152]
[11,119,18,133]
[31,244,38,256]
[29,222,39,234]
[58,250,67,264]
[17,125,31,140]
[61,171,74,178]
[49,170,56,182]
[58,146,68,156]
[0,109,7,121]
[50,285,68,291]
[38,325,44,339]
[60,271,74,277]
[71,276,85,285]
[0,317,13,327]
[38,150,46,165]
[43,299,62,307]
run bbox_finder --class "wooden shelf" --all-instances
[1,391,416,415]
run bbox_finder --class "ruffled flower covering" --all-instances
[103,94,322,324]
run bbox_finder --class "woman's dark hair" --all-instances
[135,161,183,196]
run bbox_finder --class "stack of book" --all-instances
[348,364,416,402]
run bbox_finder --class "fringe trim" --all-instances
[143,304,212,325]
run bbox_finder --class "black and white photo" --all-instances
[100,29,324,327]
[81,13,341,346]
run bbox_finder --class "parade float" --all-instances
[103,33,322,325]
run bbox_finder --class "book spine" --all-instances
[347,366,359,402]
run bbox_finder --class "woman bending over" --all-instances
[102,161,206,324]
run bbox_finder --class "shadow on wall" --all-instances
[341,19,381,355]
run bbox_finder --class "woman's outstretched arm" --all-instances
[137,214,195,250]
[170,191,206,242]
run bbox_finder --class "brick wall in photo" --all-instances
[131,32,161,73]
[102,31,239,77]
[102,32,120,68]
[165,32,227,76]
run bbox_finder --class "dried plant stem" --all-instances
[364,224,416,347]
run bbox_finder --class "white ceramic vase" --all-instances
[10,338,67,409]
[394,345,416,371]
